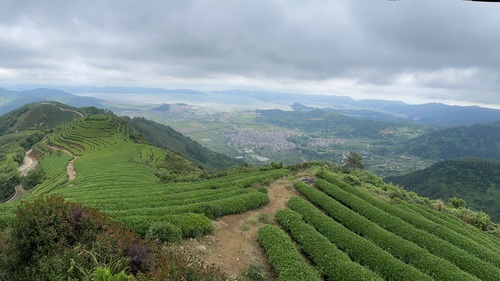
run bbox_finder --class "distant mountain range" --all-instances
[3,86,500,127]
[0,87,102,115]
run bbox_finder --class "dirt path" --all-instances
[5,151,38,203]
[181,178,301,280]
[44,143,78,181]
[67,158,77,181]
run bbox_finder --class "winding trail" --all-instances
[5,150,38,203]
[44,143,78,181]
[180,177,303,280]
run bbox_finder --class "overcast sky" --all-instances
[1,0,499,107]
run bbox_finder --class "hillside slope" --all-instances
[0,102,87,201]
[2,104,500,280]
[385,158,500,222]
[122,116,241,171]
[402,121,500,160]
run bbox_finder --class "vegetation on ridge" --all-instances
[386,158,500,223]
[2,102,500,280]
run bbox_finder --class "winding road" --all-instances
[5,151,38,203]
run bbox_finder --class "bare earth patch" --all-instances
[67,157,78,181]
[45,142,77,181]
[180,178,300,280]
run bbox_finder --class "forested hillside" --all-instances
[256,109,429,140]
[401,122,500,160]
[385,158,500,222]
[122,116,241,171]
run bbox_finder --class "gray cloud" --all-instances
[1,0,499,107]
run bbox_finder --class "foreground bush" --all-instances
[146,222,182,244]
[0,195,227,281]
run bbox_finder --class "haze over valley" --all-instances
[2,0,500,280]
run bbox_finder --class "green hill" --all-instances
[0,102,87,201]
[122,116,241,171]
[401,121,500,160]
[385,158,500,222]
[0,102,84,135]
[256,108,430,140]
[0,113,285,229]
[1,104,500,280]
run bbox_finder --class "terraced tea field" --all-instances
[0,115,288,238]
[3,112,500,280]
[259,171,500,281]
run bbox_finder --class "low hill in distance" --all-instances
[385,158,500,222]
[401,121,500,160]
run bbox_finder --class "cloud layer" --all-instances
[1,0,499,107]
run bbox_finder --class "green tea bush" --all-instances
[257,224,321,281]
[313,178,500,280]
[287,196,433,281]
[146,222,182,244]
[395,201,500,250]
[318,173,500,268]
[276,208,383,281]
[294,182,477,281]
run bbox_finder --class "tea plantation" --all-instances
[258,171,500,280]
[2,111,500,280]
[0,115,287,238]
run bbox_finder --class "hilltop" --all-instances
[1,102,500,280]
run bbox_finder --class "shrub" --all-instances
[433,199,445,211]
[447,197,467,209]
[257,186,268,194]
[474,212,491,231]
[93,267,135,281]
[243,264,266,281]
[146,222,182,244]
[21,166,45,190]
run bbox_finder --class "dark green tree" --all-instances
[343,151,364,172]
[447,197,466,209]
